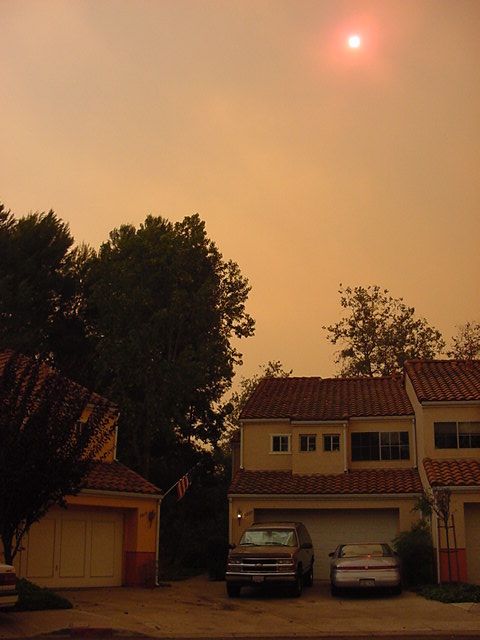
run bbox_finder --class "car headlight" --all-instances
[277,559,294,572]
[227,558,241,567]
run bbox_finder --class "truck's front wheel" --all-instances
[291,572,303,597]
[226,583,241,598]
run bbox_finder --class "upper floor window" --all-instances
[434,422,480,449]
[299,434,316,452]
[324,434,340,452]
[351,431,409,461]
[271,434,291,453]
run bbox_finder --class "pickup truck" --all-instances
[225,521,314,597]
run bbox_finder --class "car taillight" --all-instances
[0,573,16,587]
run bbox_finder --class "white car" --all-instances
[329,543,402,596]
[0,563,18,610]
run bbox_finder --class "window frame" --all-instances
[323,433,340,452]
[434,421,480,449]
[270,434,291,454]
[351,431,410,461]
[299,434,316,452]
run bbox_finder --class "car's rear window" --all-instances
[339,544,392,558]
[239,528,297,546]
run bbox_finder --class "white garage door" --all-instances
[465,504,480,585]
[255,508,399,580]
[20,507,123,588]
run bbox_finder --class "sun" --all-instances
[348,35,361,49]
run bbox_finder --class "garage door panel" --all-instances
[20,509,123,588]
[60,519,87,578]
[26,518,56,579]
[465,504,480,585]
[255,508,399,580]
[91,520,117,578]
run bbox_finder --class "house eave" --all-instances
[79,488,163,501]
[426,485,480,493]
[420,400,480,408]
[227,492,421,501]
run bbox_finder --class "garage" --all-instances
[465,504,480,585]
[18,506,124,588]
[255,508,400,580]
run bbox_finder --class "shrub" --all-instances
[15,578,72,611]
[393,521,436,587]
[419,582,480,603]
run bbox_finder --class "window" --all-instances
[271,434,291,453]
[435,422,480,449]
[380,431,410,460]
[351,432,409,461]
[299,434,316,452]
[324,434,340,452]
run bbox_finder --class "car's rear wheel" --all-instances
[330,582,341,597]
[304,564,314,587]
[226,583,241,598]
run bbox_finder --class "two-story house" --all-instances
[228,360,480,583]
[405,360,480,584]
[1,349,163,589]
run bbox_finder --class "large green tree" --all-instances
[0,350,115,564]
[0,204,93,384]
[86,214,254,478]
[324,285,445,376]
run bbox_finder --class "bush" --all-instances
[393,521,436,587]
[419,582,480,603]
[15,578,72,611]
[207,537,229,581]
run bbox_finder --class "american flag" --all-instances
[177,473,190,500]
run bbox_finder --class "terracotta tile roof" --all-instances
[0,348,118,412]
[240,376,413,422]
[83,460,162,496]
[228,468,422,496]
[405,360,480,402]
[423,458,480,487]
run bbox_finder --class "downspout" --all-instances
[412,417,417,469]
[155,497,162,586]
[434,509,441,584]
[240,423,244,470]
[114,422,119,460]
[343,422,348,472]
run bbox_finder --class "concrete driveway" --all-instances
[0,575,479,638]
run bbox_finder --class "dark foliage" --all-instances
[0,350,115,563]
[15,579,72,611]
[393,521,436,587]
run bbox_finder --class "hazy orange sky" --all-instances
[2,0,479,383]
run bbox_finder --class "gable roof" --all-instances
[423,458,480,487]
[0,348,118,413]
[240,376,413,422]
[229,468,423,496]
[83,461,162,496]
[405,360,480,402]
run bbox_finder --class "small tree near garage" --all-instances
[0,350,116,565]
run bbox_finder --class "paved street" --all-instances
[0,576,479,638]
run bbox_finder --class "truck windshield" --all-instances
[239,529,297,546]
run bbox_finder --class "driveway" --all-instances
[0,576,479,638]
